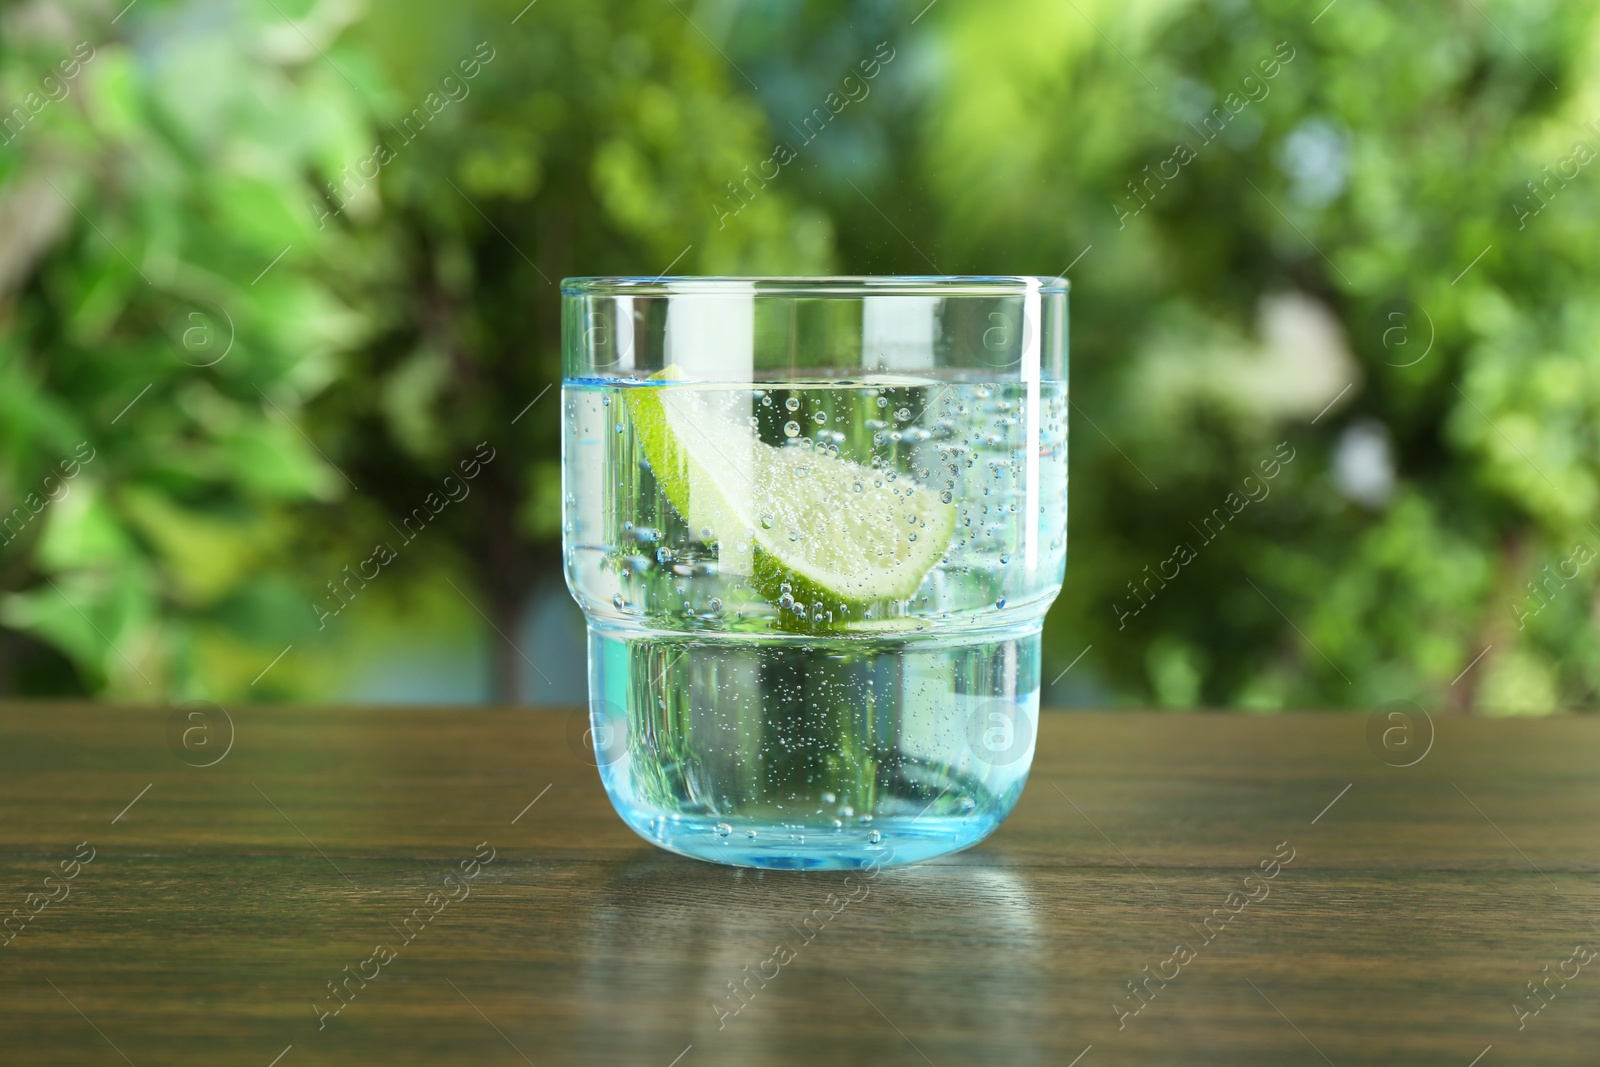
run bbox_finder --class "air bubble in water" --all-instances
[715,823,732,837]
[814,411,827,425]
[996,597,1007,609]
[785,397,800,411]
[709,597,723,613]
[784,420,800,437]
[612,593,625,609]
[867,829,883,844]
[760,514,774,529]
[940,491,953,504]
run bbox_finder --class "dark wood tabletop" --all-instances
[0,704,1595,1066]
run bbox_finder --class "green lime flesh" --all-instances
[623,371,956,630]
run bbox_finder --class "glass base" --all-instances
[584,620,1040,870]
[614,810,1010,870]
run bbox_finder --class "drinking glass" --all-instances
[561,276,1068,869]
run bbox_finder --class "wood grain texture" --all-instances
[0,704,1596,1066]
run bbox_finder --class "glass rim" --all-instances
[560,275,1070,298]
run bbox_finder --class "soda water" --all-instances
[563,375,1067,867]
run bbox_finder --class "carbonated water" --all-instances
[563,376,1067,867]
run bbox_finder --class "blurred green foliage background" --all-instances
[1,0,1596,712]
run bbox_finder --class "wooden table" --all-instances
[0,705,1595,1065]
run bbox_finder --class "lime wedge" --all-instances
[624,369,956,627]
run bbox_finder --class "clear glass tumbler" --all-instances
[561,277,1068,869]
